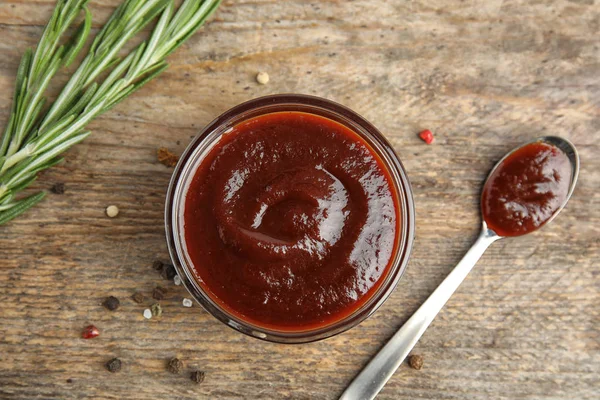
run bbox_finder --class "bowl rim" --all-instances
[165,94,416,343]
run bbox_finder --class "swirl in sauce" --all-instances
[184,112,400,330]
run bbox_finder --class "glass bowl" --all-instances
[165,94,415,343]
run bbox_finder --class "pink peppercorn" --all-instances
[82,325,100,339]
[418,129,434,144]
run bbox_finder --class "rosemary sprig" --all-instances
[0,0,221,225]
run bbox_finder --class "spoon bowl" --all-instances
[482,136,580,237]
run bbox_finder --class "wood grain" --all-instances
[1,0,599,399]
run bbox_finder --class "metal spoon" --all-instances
[339,136,580,400]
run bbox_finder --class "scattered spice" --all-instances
[106,205,119,218]
[131,292,145,304]
[151,303,162,317]
[143,309,152,319]
[161,264,177,280]
[106,358,122,373]
[153,260,177,281]
[82,325,100,339]
[152,286,167,300]
[418,129,434,144]
[168,357,184,374]
[157,147,179,167]
[152,260,164,271]
[190,370,205,384]
[182,298,193,308]
[103,296,120,311]
[256,71,270,85]
[51,182,65,194]
[408,354,424,370]
[173,275,182,286]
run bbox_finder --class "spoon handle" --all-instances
[339,226,500,400]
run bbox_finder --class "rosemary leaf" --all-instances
[0,0,221,225]
[63,7,93,68]
[0,192,46,225]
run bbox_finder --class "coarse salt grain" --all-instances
[256,71,269,85]
[106,205,119,218]
[182,298,193,308]
[143,309,152,319]
[173,275,182,285]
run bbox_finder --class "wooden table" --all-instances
[1,0,598,399]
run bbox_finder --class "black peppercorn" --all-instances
[131,292,145,304]
[51,183,65,194]
[161,264,177,280]
[103,296,120,311]
[106,358,122,373]
[408,354,423,370]
[152,286,167,300]
[152,260,164,271]
[167,357,184,374]
[190,371,205,384]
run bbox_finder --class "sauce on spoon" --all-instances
[481,141,572,237]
